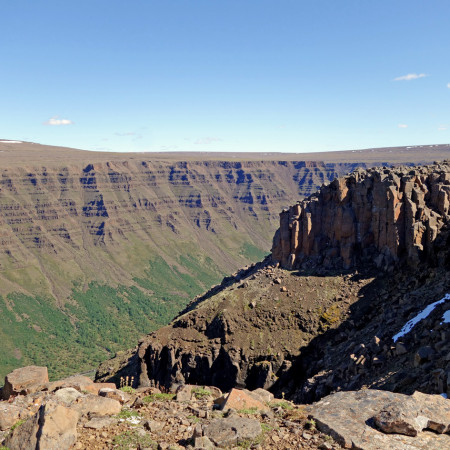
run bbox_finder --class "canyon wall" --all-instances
[103,161,450,400]
[272,162,450,271]
[0,155,363,379]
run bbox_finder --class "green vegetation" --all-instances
[117,409,139,420]
[318,303,342,330]
[239,242,269,261]
[10,419,25,432]
[112,430,157,449]
[142,392,175,403]
[192,387,211,399]
[119,386,135,394]
[261,423,274,433]
[237,407,259,415]
[187,415,201,423]
[0,254,224,380]
[269,400,294,410]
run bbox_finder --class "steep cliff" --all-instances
[99,161,450,405]
[272,163,450,270]
[0,140,380,379]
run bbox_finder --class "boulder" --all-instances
[54,387,82,405]
[175,384,193,402]
[84,416,117,429]
[2,366,49,399]
[0,403,22,430]
[73,394,122,417]
[218,388,268,412]
[98,387,129,404]
[46,375,93,393]
[4,400,78,450]
[310,389,450,450]
[245,388,274,404]
[82,382,117,395]
[202,416,262,447]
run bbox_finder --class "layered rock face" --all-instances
[100,161,450,413]
[272,162,450,270]
[0,155,364,379]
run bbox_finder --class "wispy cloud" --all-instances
[194,137,223,145]
[447,83,450,89]
[394,73,428,81]
[398,124,408,128]
[438,125,448,131]
[115,131,143,141]
[43,116,73,126]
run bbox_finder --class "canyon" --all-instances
[1,141,450,448]
[97,160,450,410]
[1,139,450,382]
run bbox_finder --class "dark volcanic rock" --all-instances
[97,161,450,410]
[272,161,450,270]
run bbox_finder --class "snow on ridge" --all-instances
[392,293,450,342]
[0,140,22,143]
[442,310,450,324]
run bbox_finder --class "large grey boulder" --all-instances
[310,389,450,450]
[202,415,262,448]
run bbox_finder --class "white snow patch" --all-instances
[0,140,22,143]
[442,310,450,324]
[119,416,141,425]
[392,294,450,342]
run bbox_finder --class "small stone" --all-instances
[144,420,164,432]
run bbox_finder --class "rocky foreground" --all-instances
[1,365,449,449]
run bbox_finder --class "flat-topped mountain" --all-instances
[1,139,450,381]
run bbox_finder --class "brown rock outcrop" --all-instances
[2,365,48,400]
[4,400,79,450]
[272,162,450,270]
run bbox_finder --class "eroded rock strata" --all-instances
[98,162,450,413]
[272,161,450,270]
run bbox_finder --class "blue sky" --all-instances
[1,0,450,153]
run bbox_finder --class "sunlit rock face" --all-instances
[272,161,450,271]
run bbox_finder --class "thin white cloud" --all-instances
[447,83,450,89]
[43,116,73,126]
[194,137,223,145]
[438,125,448,131]
[114,132,136,136]
[398,124,408,128]
[394,73,428,81]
